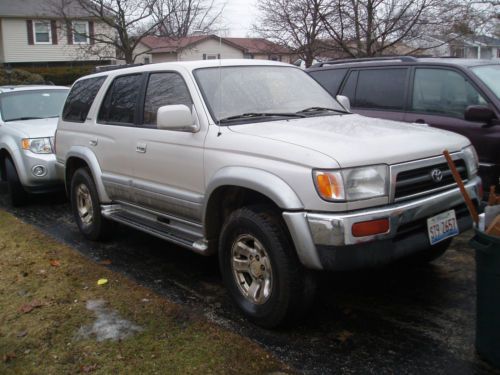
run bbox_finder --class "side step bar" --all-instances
[101,204,211,255]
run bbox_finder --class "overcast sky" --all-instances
[220,0,259,37]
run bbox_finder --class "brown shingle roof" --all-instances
[225,38,292,55]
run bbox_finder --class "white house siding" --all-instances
[132,42,153,64]
[179,39,243,61]
[1,18,114,63]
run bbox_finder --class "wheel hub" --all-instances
[76,183,93,226]
[231,234,273,305]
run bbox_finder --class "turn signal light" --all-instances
[352,218,390,237]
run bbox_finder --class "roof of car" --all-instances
[78,59,294,81]
[0,85,69,94]
[307,57,500,71]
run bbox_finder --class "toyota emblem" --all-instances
[430,168,443,182]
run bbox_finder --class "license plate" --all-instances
[427,210,459,245]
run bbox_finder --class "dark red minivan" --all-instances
[307,57,500,193]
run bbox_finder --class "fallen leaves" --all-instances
[97,279,108,286]
[337,330,354,343]
[99,259,112,265]
[18,300,44,314]
[2,352,16,363]
[50,259,61,267]
[80,364,98,373]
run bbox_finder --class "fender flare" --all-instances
[203,166,304,219]
[65,146,111,202]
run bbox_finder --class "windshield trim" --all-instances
[193,65,346,126]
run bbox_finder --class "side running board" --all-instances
[101,204,211,255]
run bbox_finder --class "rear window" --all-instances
[349,68,408,110]
[62,76,106,123]
[308,69,348,96]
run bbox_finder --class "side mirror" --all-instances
[157,105,198,132]
[336,95,351,112]
[464,105,497,125]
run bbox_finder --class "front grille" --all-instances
[394,159,467,200]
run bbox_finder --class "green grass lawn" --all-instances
[0,209,290,374]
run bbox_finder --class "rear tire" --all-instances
[70,168,111,241]
[5,158,28,207]
[219,205,316,328]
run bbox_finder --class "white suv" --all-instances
[55,60,481,327]
[0,85,68,205]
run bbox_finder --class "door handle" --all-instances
[89,139,98,146]
[136,143,147,153]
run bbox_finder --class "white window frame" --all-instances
[72,21,90,45]
[33,20,52,44]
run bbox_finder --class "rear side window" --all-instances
[308,69,348,96]
[62,76,106,123]
[352,68,408,110]
[98,74,143,125]
[142,72,193,126]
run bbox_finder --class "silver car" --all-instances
[0,85,69,205]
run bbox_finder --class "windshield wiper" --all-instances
[5,117,44,122]
[219,112,306,123]
[296,107,349,115]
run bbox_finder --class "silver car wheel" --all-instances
[76,183,94,226]
[231,234,273,305]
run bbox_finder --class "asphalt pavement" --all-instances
[0,190,498,375]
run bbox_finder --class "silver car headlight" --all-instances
[21,137,54,154]
[462,145,479,177]
[313,165,388,201]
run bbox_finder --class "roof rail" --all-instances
[311,56,418,68]
[94,63,143,73]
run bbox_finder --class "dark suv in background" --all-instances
[307,57,500,192]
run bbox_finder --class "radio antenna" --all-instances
[217,32,222,137]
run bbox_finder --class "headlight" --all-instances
[21,137,54,154]
[313,165,388,201]
[462,145,479,177]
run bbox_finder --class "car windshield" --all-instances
[194,66,347,123]
[471,65,500,100]
[0,89,69,122]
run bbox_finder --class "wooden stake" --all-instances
[443,150,479,225]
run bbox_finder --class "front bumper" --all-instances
[283,176,481,270]
[15,151,63,192]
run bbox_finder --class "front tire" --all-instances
[5,158,28,207]
[219,205,316,328]
[70,168,110,241]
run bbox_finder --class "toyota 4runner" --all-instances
[55,60,481,327]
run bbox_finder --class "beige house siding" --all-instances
[151,52,177,63]
[1,18,114,63]
[253,53,293,63]
[132,42,153,64]
[179,39,243,61]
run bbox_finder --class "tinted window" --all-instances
[355,69,408,110]
[412,68,487,118]
[309,69,348,96]
[143,72,193,126]
[98,74,143,125]
[62,76,106,123]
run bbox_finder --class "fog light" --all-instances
[352,218,390,237]
[32,165,47,177]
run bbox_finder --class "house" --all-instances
[136,35,294,64]
[0,0,116,68]
[410,35,500,60]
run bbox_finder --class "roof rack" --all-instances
[311,56,418,68]
[94,63,143,73]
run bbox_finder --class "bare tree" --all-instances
[151,0,224,37]
[254,0,327,68]
[319,0,489,58]
[53,0,175,63]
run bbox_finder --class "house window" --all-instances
[33,21,51,44]
[73,21,89,44]
[144,57,150,64]
[206,54,218,60]
[269,55,281,61]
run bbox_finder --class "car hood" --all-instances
[5,117,58,138]
[228,114,471,168]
